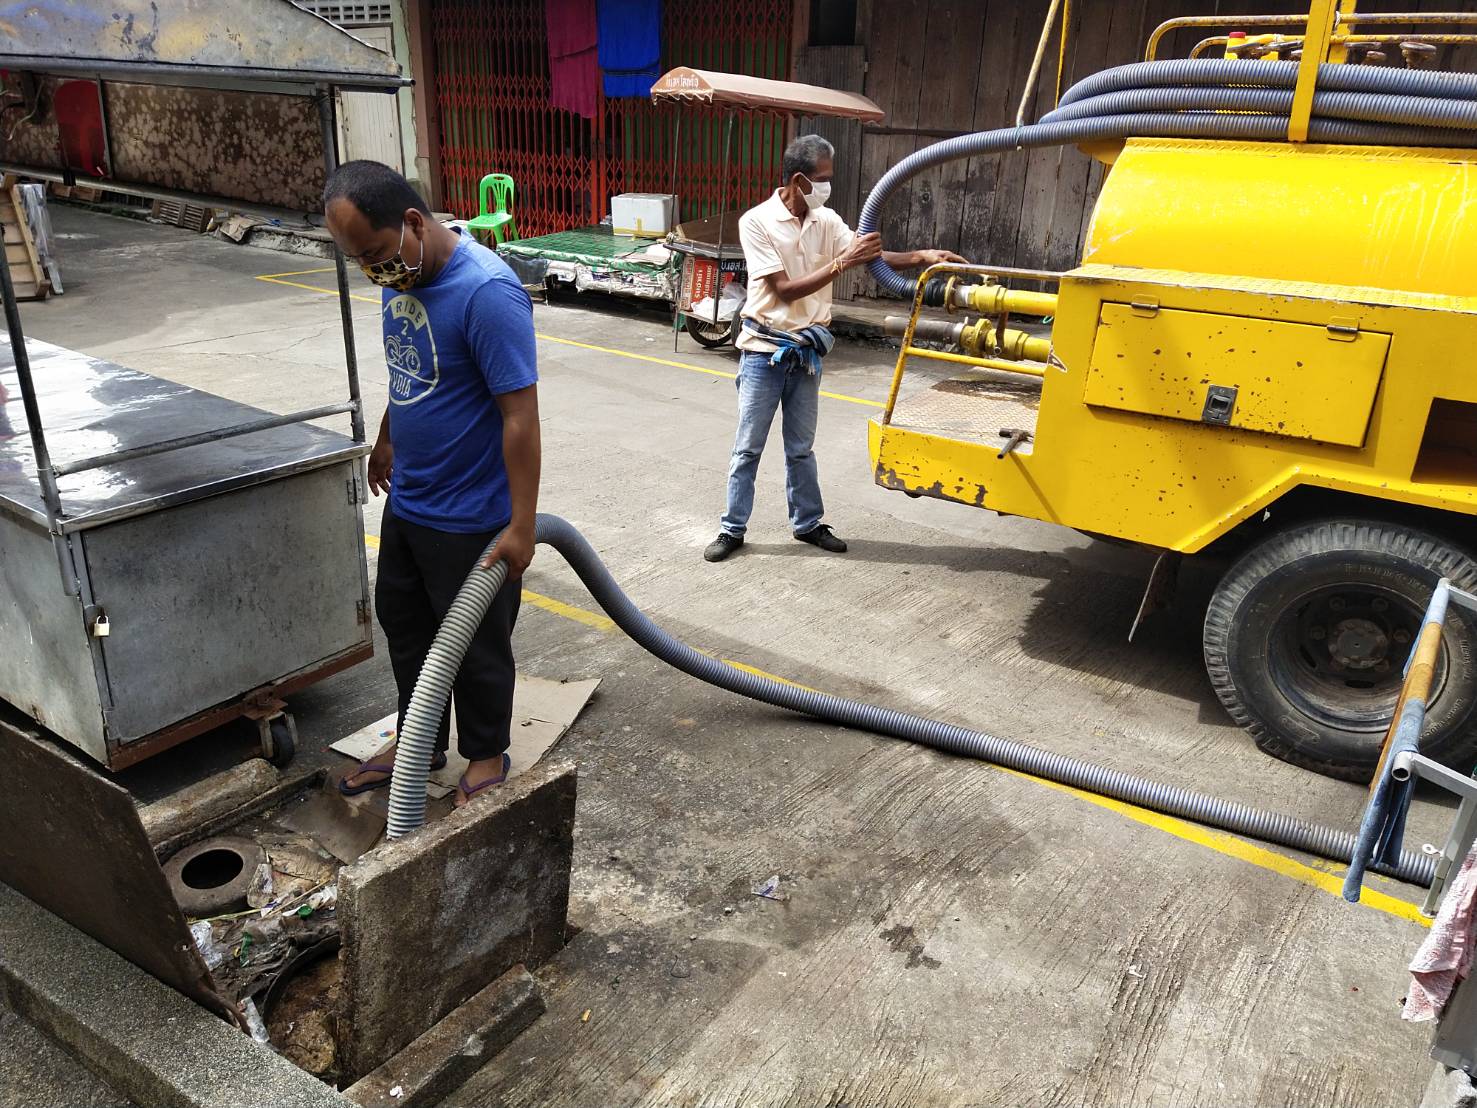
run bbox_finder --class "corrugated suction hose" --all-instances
[385,515,1434,890]
[858,58,1477,295]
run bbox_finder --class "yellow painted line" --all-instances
[535,333,738,380]
[534,333,884,409]
[363,532,613,630]
[521,589,615,631]
[255,272,884,408]
[996,766,1430,927]
[257,265,339,279]
[364,533,1425,923]
[720,658,819,692]
[256,274,379,304]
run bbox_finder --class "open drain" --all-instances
[182,848,245,889]
[163,835,266,917]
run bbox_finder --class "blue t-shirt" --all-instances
[382,232,538,533]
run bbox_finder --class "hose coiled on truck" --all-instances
[385,515,1434,890]
[858,58,1477,295]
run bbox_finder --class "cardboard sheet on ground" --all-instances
[329,676,599,799]
[277,788,389,863]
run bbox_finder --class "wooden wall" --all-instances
[824,0,1477,297]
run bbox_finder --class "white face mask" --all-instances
[802,176,831,211]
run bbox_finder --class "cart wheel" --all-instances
[684,313,737,348]
[263,714,297,769]
[1203,518,1477,782]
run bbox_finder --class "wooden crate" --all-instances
[150,198,214,233]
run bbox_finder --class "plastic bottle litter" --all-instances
[246,862,275,909]
[188,920,224,969]
[240,997,271,1045]
[243,916,284,947]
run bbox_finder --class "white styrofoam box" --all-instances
[611,193,676,238]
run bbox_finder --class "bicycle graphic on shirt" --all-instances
[385,314,438,404]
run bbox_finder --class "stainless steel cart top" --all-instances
[0,335,363,534]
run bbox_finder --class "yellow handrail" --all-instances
[903,347,1047,378]
[881,262,1062,426]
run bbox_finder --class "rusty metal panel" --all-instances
[103,82,324,211]
[0,76,66,168]
[1,0,403,88]
[0,710,232,1020]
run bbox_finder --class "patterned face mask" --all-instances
[359,223,422,291]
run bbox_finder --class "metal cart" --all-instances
[668,226,748,349]
[648,67,885,351]
[0,1,407,769]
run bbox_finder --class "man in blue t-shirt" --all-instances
[323,161,540,807]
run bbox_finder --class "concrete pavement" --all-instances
[0,1007,136,1108]
[6,204,1445,1105]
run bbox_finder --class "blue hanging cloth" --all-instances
[596,0,663,98]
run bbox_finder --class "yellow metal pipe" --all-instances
[884,262,1062,425]
[1147,13,1311,61]
[1146,9,1477,60]
[1331,31,1477,45]
[901,347,1047,379]
[1289,0,1339,142]
[959,319,1053,363]
[1329,0,1359,64]
[886,313,1053,365]
[956,284,1059,318]
[1340,10,1477,24]
[1192,31,1477,58]
[882,274,935,425]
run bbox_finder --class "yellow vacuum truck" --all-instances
[862,3,1477,781]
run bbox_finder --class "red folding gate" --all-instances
[428,0,793,237]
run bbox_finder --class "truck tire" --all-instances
[1203,518,1477,782]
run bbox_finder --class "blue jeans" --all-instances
[720,351,824,537]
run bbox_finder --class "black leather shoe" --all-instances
[704,532,744,562]
[795,524,847,553]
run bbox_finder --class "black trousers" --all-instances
[376,507,520,760]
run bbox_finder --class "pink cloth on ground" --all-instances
[546,0,599,120]
[1405,842,1477,1021]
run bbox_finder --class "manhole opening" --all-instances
[181,848,246,890]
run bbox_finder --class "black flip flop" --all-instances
[338,750,448,796]
[456,753,511,805]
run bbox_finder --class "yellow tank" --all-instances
[1085,138,1477,297]
[869,138,1477,782]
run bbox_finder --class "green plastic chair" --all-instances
[467,173,519,245]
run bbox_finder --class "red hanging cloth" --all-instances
[545,0,599,120]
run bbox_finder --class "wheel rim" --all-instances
[687,317,729,340]
[1268,582,1444,742]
